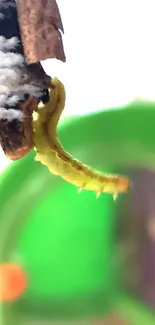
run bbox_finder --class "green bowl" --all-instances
[1,101,155,324]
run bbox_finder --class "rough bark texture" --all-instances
[0,0,65,160]
[0,96,38,160]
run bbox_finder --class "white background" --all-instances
[1,0,155,171]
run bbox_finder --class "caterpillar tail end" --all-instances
[96,174,131,198]
[116,175,131,194]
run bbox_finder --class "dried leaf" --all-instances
[16,0,66,64]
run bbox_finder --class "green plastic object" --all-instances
[1,101,155,324]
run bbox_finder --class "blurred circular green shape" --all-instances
[0,101,155,324]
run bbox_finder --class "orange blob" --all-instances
[0,263,27,302]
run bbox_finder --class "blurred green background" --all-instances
[1,101,155,324]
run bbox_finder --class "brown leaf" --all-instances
[16,0,66,64]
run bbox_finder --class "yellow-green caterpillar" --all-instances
[33,78,130,198]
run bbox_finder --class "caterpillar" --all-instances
[33,78,130,198]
